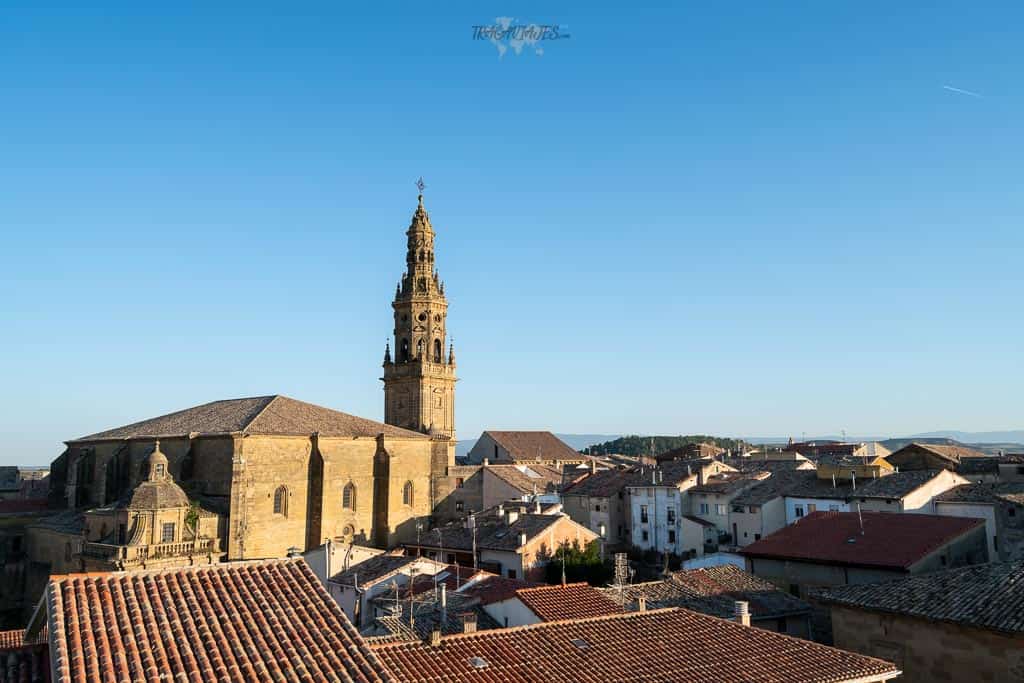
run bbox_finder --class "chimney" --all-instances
[534,499,542,514]
[506,509,520,525]
[462,612,478,633]
[518,531,527,547]
[483,458,489,466]
[637,595,647,613]
[429,629,442,647]
[734,601,750,627]
[497,503,504,517]
[440,584,448,627]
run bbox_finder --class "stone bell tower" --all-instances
[382,191,457,442]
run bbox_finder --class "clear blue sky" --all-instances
[2,2,1022,465]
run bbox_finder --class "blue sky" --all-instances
[2,2,1022,465]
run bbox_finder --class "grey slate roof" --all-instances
[850,470,947,500]
[72,395,427,441]
[936,482,1024,505]
[329,553,423,587]
[600,565,809,621]
[732,470,819,506]
[407,506,568,553]
[816,561,1024,635]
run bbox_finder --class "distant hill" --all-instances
[455,433,622,459]
[908,430,1024,444]
[584,435,751,457]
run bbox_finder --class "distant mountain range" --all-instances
[455,430,1024,458]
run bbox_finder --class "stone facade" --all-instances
[382,194,457,452]
[830,605,1024,682]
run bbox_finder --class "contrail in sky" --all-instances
[942,85,983,98]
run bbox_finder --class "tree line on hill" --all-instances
[583,435,752,457]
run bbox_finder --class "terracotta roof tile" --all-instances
[740,511,984,570]
[513,583,622,621]
[484,464,564,495]
[485,431,582,462]
[562,467,642,498]
[370,608,899,682]
[44,558,395,683]
[456,576,541,605]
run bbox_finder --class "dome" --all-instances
[126,479,189,510]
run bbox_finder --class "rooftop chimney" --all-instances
[518,531,528,547]
[462,612,478,634]
[637,595,647,613]
[483,458,489,466]
[506,509,520,525]
[429,629,442,647]
[734,601,750,627]
[534,499,542,514]
[440,584,448,627]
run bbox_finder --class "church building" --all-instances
[26,193,459,593]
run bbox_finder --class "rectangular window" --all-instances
[699,503,709,515]
[594,503,601,512]
[455,500,464,512]
[732,505,744,513]
[456,478,464,488]
[161,523,175,543]
[617,525,623,538]
[640,505,649,524]
[667,530,676,544]
[716,504,727,516]
[795,505,804,518]
[642,530,649,542]
[828,505,840,512]
[666,507,676,524]
[807,503,817,513]
[507,569,517,579]
[754,534,761,541]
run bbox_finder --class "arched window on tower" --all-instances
[433,339,442,363]
[400,338,410,362]
[273,486,288,516]
[343,482,356,511]
[416,339,424,358]
[403,481,414,507]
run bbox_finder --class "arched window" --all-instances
[433,339,442,363]
[343,483,356,511]
[400,338,410,362]
[273,486,288,516]
[416,339,424,358]
[403,481,414,507]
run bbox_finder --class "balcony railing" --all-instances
[82,537,217,564]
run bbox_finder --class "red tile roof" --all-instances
[740,511,984,570]
[370,608,899,682]
[485,431,582,462]
[0,629,26,649]
[42,559,394,683]
[513,583,622,621]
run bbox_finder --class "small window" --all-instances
[699,503,710,515]
[273,486,288,516]
[640,505,649,524]
[716,504,727,516]
[455,500,464,512]
[155,463,165,477]
[666,507,675,524]
[571,638,590,651]
[642,530,649,542]
[941,555,947,566]
[403,481,415,507]
[807,503,817,514]
[65,542,72,562]
[732,505,744,513]
[161,523,175,543]
[456,477,464,489]
[668,530,676,544]
[755,533,761,541]
[343,483,356,511]
[795,505,804,518]
[507,569,517,579]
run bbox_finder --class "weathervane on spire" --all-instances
[416,177,426,194]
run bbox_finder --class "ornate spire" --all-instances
[383,342,391,364]
[448,341,456,365]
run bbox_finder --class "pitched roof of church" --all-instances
[485,431,582,462]
[71,395,428,442]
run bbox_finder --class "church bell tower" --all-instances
[382,190,456,441]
